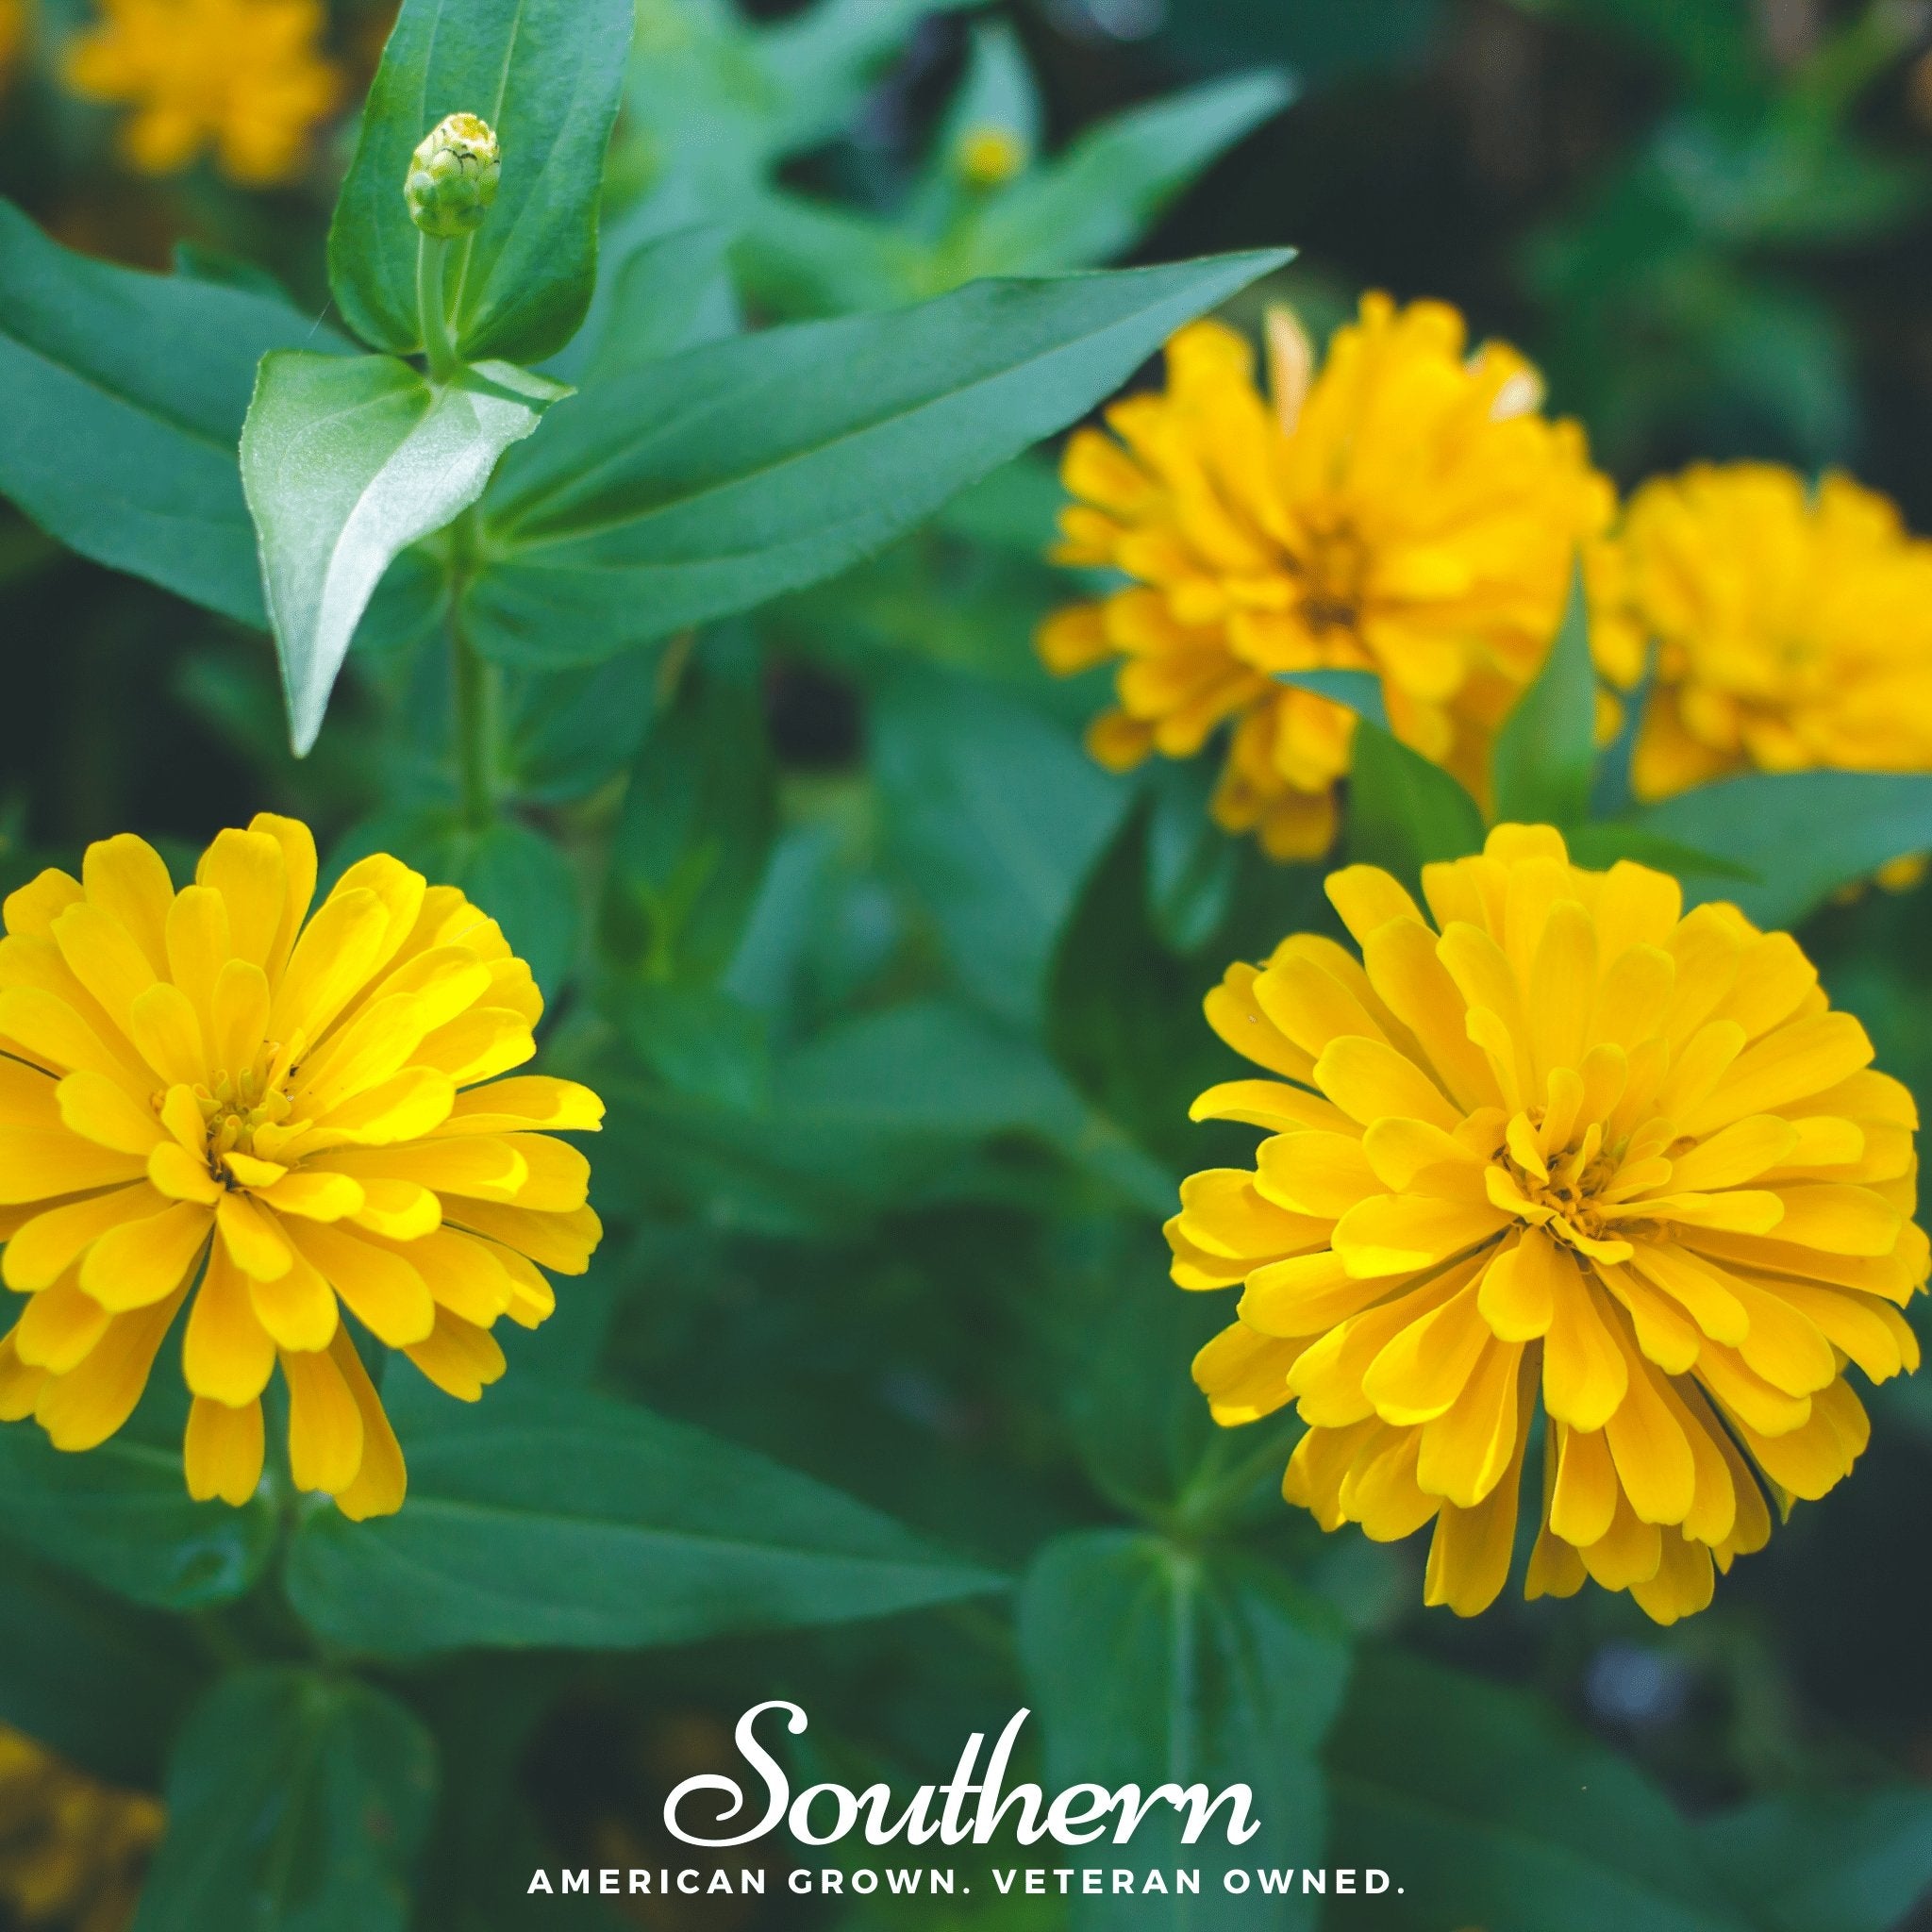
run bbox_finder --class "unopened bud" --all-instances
[956,125,1028,189]
[405,112,501,239]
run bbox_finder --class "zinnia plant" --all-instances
[10,0,1932,1919]
[0,815,602,1517]
[1173,824,1925,1624]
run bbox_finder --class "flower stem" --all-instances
[416,234,458,383]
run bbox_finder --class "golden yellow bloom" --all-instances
[64,0,341,188]
[1599,463,1932,802]
[0,816,603,1518]
[1041,297,1613,858]
[0,1724,160,1932]
[1171,824,1925,1624]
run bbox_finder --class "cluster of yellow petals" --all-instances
[1592,462,1932,803]
[0,1724,159,1931]
[1039,296,1612,858]
[64,0,340,187]
[0,815,603,1519]
[1171,825,1925,1624]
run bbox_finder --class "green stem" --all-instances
[416,234,458,383]
[447,508,496,831]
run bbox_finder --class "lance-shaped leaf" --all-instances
[133,1669,437,1932]
[0,200,347,623]
[961,68,1295,279]
[1632,771,1932,925]
[1492,561,1597,826]
[327,0,635,364]
[466,250,1289,666]
[241,352,568,753]
[283,1377,1006,1657]
[1278,668,1486,883]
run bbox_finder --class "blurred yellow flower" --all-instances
[0,0,29,95]
[1598,463,1932,801]
[64,0,341,187]
[1041,297,1613,858]
[957,125,1028,187]
[0,1724,160,1932]
[0,816,603,1519]
[1172,824,1925,1624]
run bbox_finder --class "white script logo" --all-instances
[661,1702,1262,1852]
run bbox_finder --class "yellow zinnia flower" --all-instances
[1599,463,1932,801]
[0,816,603,1519]
[1039,296,1614,858]
[0,1724,160,1932]
[64,0,341,188]
[1171,824,1925,1624]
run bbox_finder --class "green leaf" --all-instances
[1700,1789,1932,1932]
[240,351,568,754]
[171,241,290,301]
[331,809,578,999]
[501,643,660,805]
[1493,563,1596,825]
[1048,797,1257,1174]
[1326,1647,1754,1932]
[1278,670,1487,884]
[605,997,1175,1231]
[619,977,772,1109]
[604,630,775,985]
[1278,666,1390,727]
[467,252,1291,666]
[283,1376,1006,1657]
[1632,772,1932,925]
[0,1547,208,1787]
[961,70,1295,277]
[625,0,976,208]
[0,1424,275,1611]
[1146,758,1240,955]
[1562,822,1759,884]
[1018,1530,1350,1926]
[326,0,635,364]
[0,200,347,625]
[873,663,1129,1031]
[134,1668,437,1932]
[546,217,740,388]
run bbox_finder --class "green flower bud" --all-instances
[404,112,501,239]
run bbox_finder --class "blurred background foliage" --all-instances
[9,0,1932,1928]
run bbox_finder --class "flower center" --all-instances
[1290,521,1369,641]
[158,1039,295,1184]
[1489,1108,1647,1262]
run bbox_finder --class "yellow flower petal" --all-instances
[182,1247,275,1405]
[2,1183,160,1291]
[281,1343,364,1496]
[35,1286,186,1451]
[78,1201,211,1310]
[404,1306,507,1402]
[286,1222,434,1348]
[185,1396,264,1506]
[329,1327,406,1522]
[214,1192,292,1281]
